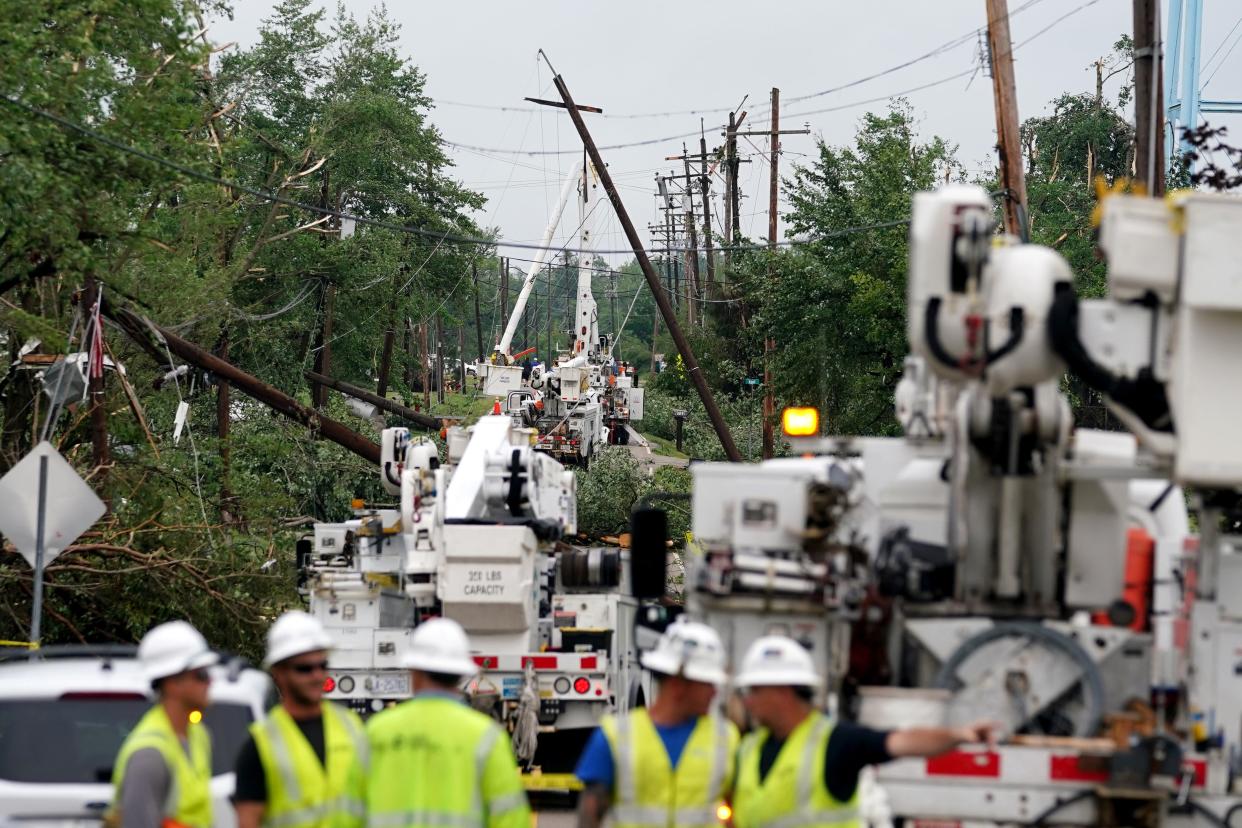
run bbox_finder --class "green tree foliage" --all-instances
[0,0,487,657]
[751,102,960,435]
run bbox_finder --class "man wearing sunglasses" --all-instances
[111,620,218,828]
[234,611,367,828]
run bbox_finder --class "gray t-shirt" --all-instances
[118,747,173,828]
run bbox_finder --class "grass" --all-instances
[639,430,689,460]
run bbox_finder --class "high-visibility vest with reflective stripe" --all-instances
[364,695,530,828]
[599,709,738,828]
[251,702,368,828]
[733,712,860,828]
[110,704,213,828]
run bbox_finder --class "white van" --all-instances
[0,645,273,828]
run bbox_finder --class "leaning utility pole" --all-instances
[985,0,1029,237]
[551,64,741,461]
[1133,0,1166,195]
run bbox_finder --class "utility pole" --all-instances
[499,257,509,328]
[729,112,746,247]
[376,296,395,398]
[738,88,808,458]
[403,318,413,389]
[472,260,484,360]
[435,314,445,405]
[312,282,335,408]
[679,152,701,325]
[985,0,1029,237]
[1133,0,1166,195]
[764,89,778,459]
[552,66,741,461]
[699,126,716,301]
[420,321,430,410]
[724,112,734,265]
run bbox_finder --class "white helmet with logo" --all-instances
[402,617,478,677]
[734,635,822,688]
[138,621,218,685]
[264,610,333,668]
[640,619,727,685]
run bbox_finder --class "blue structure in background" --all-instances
[1165,0,1242,171]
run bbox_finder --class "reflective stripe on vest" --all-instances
[607,710,734,828]
[733,713,860,828]
[256,703,366,828]
[364,697,529,828]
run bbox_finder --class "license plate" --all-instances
[373,673,410,695]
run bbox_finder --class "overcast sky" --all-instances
[212,0,1241,265]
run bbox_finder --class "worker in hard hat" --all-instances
[233,611,367,828]
[575,620,739,828]
[361,617,530,828]
[109,621,217,828]
[731,635,998,828]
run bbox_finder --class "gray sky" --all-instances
[213,0,1241,264]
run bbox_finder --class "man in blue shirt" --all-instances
[575,621,738,828]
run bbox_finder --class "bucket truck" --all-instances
[480,160,643,467]
[636,183,1242,825]
[298,418,649,786]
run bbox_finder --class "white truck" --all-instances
[299,417,647,784]
[480,159,642,467]
[654,184,1242,825]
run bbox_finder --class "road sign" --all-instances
[743,377,762,386]
[0,441,105,569]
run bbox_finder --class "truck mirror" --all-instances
[630,506,668,600]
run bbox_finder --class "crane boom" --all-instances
[495,167,578,360]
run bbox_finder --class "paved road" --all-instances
[624,427,688,472]
[533,809,575,828]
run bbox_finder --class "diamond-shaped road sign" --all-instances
[0,441,106,568]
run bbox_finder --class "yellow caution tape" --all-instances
[0,640,38,649]
[521,772,584,791]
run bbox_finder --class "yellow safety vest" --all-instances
[110,705,213,828]
[362,695,529,828]
[599,708,738,828]
[251,703,368,828]
[733,712,860,828]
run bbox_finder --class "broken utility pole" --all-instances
[985,0,1029,237]
[103,300,381,464]
[305,371,439,430]
[551,66,741,461]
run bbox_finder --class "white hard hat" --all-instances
[264,610,334,668]
[402,618,478,677]
[640,619,727,685]
[734,635,822,689]
[138,621,218,685]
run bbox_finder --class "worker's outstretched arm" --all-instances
[576,784,610,828]
[886,721,999,758]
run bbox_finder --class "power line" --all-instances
[433,0,1055,121]
[0,91,908,257]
